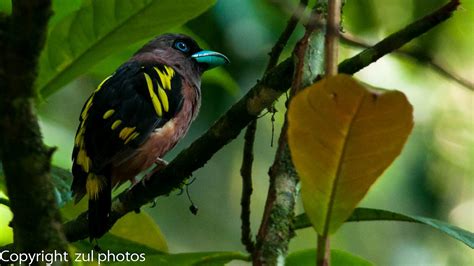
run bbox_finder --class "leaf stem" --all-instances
[318,0,342,264]
[265,0,308,73]
[317,234,330,266]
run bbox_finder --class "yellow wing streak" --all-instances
[164,65,175,78]
[86,174,103,200]
[77,149,91,173]
[111,120,122,130]
[144,73,163,116]
[124,132,140,144]
[75,126,85,146]
[94,75,112,92]
[81,97,93,120]
[157,85,169,112]
[119,127,136,140]
[81,76,112,119]
[103,109,115,119]
[154,67,173,90]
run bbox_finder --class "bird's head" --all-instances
[134,33,229,76]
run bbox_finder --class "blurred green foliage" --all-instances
[0,0,473,265]
[286,249,373,266]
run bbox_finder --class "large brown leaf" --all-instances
[288,74,413,235]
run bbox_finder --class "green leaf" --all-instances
[108,210,168,252]
[62,199,168,252]
[288,74,413,235]
[119,251,249,266]
[73,234,164,255]
[286,249,373,266]
[49,0,83,26]
[294,207,474,248]
[38,0,216,97]
[70,233,164,266]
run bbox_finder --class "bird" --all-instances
[70,33,229,240]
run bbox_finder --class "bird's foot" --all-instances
[127,176,141,191]
[130,176,139,186]
[143,158,169,183]
[155,157,169,168]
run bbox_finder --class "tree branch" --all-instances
[0,0,68,253]
[340,31,473,91]
[61,0,460,242]
[253,5,326,265]
[338,0,461,75]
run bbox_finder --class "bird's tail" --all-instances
[87,173,112,240]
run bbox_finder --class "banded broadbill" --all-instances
[71,34,229,239]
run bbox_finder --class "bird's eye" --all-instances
[174,41,189,53]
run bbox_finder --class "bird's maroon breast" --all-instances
[111,80,200,186]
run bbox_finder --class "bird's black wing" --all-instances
[71,61,183,201]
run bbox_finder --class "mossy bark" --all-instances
[0,0,68,253]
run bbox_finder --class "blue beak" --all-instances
[191,50,230,70]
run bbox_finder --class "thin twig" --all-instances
[239,0,309,255]
[254,6,323,265]
[291,8,321,94]
[266,0,309,72]
[240,120,256,253]
[340,31,473,91]
[57,0,460,242]
[270,109,276,147]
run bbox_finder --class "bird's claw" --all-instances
[143,158,169,183]
[130,176,139,186]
